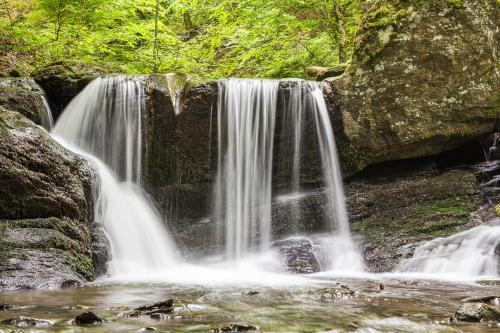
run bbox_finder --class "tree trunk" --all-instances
[332,1,347,63]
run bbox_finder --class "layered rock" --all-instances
[327,0,500,171]
[0,107,105,290]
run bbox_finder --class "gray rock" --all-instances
[455,302,500,322]
[272,238,320,274]
[0,107,100,290]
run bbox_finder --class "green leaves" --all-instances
[1,0,365,78]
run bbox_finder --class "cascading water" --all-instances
[397,219,500,277]
[42,96,54,131]
[214,79,363,271]
[214,79,279,260]
[53,75,177,277]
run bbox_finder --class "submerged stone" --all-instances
[0,304,12,312]
[1,316,53,327]
[213,324,260,332]
[123,299,175,318]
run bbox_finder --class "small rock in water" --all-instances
[378,284,385,291]
[272,238,320,274]
[0,304,12,312]
[244,290,260,296]
[124,299,174,317]
[318,284,355,299]
[74,312,103,325]
[455,303,500,322]
[213,324,260,332]
[138,327,157,332]
[1,316,53,327]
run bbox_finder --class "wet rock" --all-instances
[124,299,174,317]
[455,302,500,322]
[0,78,48,127]
[463,296,500,305]
[61,279,82,289]
[244,290,260,296]
[74,312,103,325]
[213,324,260,332]
[318,284,356,299]
[272,238,320,274]
[32,60,119,120]
[327,0,500,170]
[0,304,12,312]
[1,316,53,327]
[0,107,99,290]
[138,328,157,332]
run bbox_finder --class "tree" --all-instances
[38,0,76,41]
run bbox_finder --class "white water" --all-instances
[397,219,500,278]
[55,76,143,183]
[309,85,364,272]
[214,79,278,259]
[53,75,178,277]
[214,79,363,271]
[41,96,54,131]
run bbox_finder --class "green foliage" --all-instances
[0,0,365,78]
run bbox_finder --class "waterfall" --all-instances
[214,79,363,271]
[214,79,279,259]
[53,75,177,276]
[41,96,54,131]
[397,220,500,277]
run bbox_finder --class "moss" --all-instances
[63,251,94,280]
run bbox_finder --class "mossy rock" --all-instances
[32,60,121,121]
[0,107,102,290]
[327,0,500,169]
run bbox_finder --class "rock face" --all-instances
[32,60,118,121]
[0,78,49,127]
[272,238,321,274]
[0,107,106,290]
[327,0,500,171]
[455,302,500,322]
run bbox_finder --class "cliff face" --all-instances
[328,0,500,170]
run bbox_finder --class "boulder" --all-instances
[32,60,119,121]
[0,107,105,290]
[455,302,500,322]
[0,78,50,128]
[272,238,320,274]
[327,0,500,171]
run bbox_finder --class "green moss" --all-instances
[63,251,94,280]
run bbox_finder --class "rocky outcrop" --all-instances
[0,107,105,290]
[327,0,500,172]
[32,60,119,121]
[0,78,50,128]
